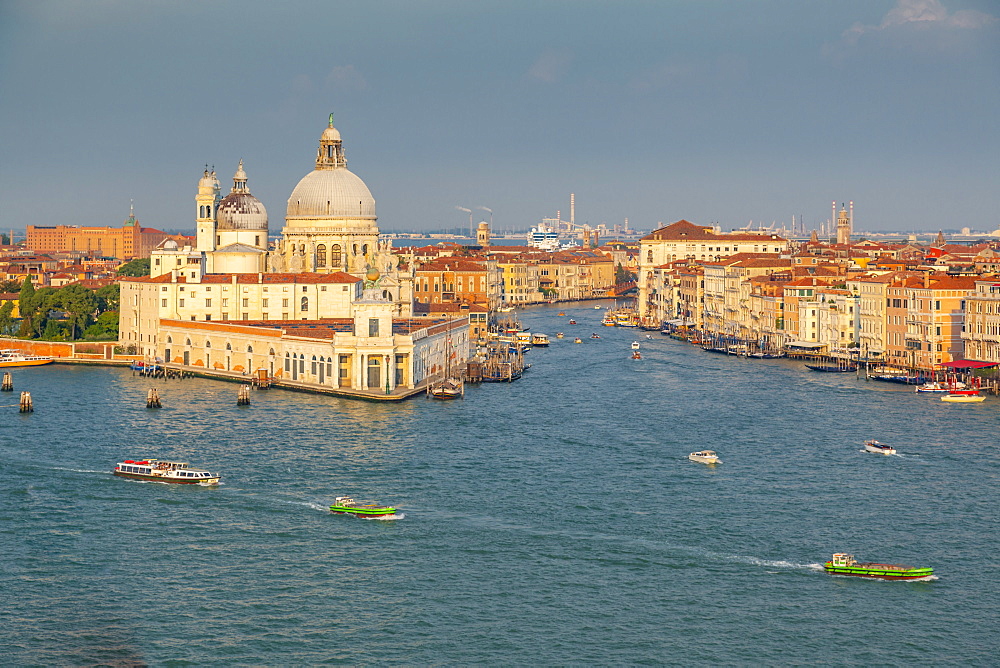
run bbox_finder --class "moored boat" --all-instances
[0,350,53,367]
[113,459,220,484]
[689,450,721,464]
[823,553,933,580]
[863,439,896,455]
[941,392,985,403]
[330,496,398,518]
[428,379,463,400]
[915,381,967,393]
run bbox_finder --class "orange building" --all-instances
[26,208,182,260]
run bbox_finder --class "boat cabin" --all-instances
[830,553,858,568]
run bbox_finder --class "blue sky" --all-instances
[1,0,997,235]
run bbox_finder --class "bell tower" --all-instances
[196,166,220,252]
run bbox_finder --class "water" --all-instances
[2,302,998,665]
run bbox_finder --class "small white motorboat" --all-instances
[941,393,985,403]
[631,341,640,350]
[689,450,721,464]
[863,439,896,455]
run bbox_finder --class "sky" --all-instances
[1,0,997,236]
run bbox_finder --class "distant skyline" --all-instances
[1,0,997,235]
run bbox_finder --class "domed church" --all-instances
[275,114,395,277]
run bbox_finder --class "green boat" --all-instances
[330,496,398,518]
[823,553,933,580]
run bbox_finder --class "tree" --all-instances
[51,283,98,339]
[0,279,20,293]
[17,276,37,337]
[95,283,120,312]
[117,258,150,277]
[84,311,119,340]
[0,300,14,335]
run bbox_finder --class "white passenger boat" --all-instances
[689,450,721,464]
[863,439,896,455]
[631,341,641,350]
[531,333,550,346]
[915,381,966,393]
[113,459,220,484]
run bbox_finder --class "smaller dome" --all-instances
[322,125,341,142]
[163,239,179,250]
[217,192,268,231]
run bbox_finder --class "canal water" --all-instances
[2,302,998,665]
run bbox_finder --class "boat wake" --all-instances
[53,467,111,475]
[364,512,404,521]
[725,554,825,571]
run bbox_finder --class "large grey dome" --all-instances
[286,168,376,219]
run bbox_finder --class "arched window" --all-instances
[300,296,308,312]
[299,244,305,254]
[647,250,653,263]
[382,290,391,300]
[353,244,359,255]
[269,348,275,356]
[316,244,327,268]
[362,244,369,256]
[167,336,172,343]
[186,338,192,346]
[247,345,253,353]
[331,244,342,267]
[205,341,211,348]
[225,342,232,350]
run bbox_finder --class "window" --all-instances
[242,313,249,320]
[222,313,229,320]
[302,286,308,292]
[242,299,249,307]
[179,299,185,307]
[205,299,212,307]
[300,296,308,312]
[262,299,269,307]
[283,299,289,307]
[205,314,211,321]
[369,318,379,337]
[316,244,326,268]
[161,299,167,307]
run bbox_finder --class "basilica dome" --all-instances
[217,160,268,231]
[285,116,376,222]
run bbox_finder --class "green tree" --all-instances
[117,258,150,277]
[41,319,68,340]
[0,279,21,293]
[84,311,119,340]
[95,283,120,312]
[0,300,14,334]
[51,283,98,339]
[17,276,37,337]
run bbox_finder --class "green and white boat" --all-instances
[823,553,933,580]
[330,496,398,518]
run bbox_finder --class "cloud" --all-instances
[325,65,368,91]
[526,49,573,83]
[843,0,997,45]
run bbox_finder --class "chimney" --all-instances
[923,272,930,288]
[570,193,575,225]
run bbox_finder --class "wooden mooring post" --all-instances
[1,372,12,391]
[237,385,251,406]
[19,391,33,413]
[146,388,162,408]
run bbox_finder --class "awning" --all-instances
[664,319,687,326]
[937,360,998,370]
[785,341,825,349]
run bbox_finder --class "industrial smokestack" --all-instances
[570,193,575,225]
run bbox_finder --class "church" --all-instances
[151,114,413,311]
[123,117,461,398]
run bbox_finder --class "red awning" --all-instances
[937,360,998,369]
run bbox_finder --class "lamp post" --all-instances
[385,354,391,395]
